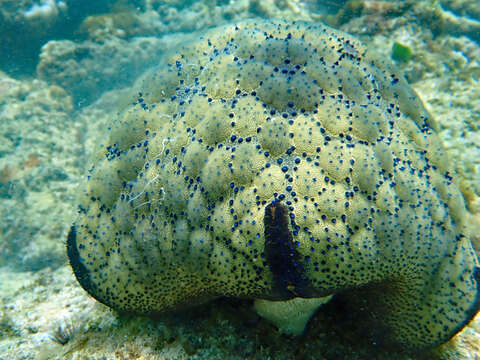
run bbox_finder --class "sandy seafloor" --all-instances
[0,0,479,359]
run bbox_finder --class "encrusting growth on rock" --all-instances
[67,19,480,351]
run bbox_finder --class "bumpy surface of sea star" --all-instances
[67,19,480,351]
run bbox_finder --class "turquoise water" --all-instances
[0,1,479,359]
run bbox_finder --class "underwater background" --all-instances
[0,0,479,359]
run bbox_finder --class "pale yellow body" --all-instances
[68,20,480,350]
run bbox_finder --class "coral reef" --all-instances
[0,71,81,271]
[68,19,479,351]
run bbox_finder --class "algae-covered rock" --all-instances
[67,19,480,351]
[440,0,480,21]
[36,35,191,107]
[0,72,80,270]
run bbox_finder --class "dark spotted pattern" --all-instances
[68,19,480,350]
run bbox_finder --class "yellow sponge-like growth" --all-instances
[67,19,480,351]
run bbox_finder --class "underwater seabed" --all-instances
[0,264,479,359]
[0,0,479,359]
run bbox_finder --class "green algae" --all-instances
[392,41,413,62]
